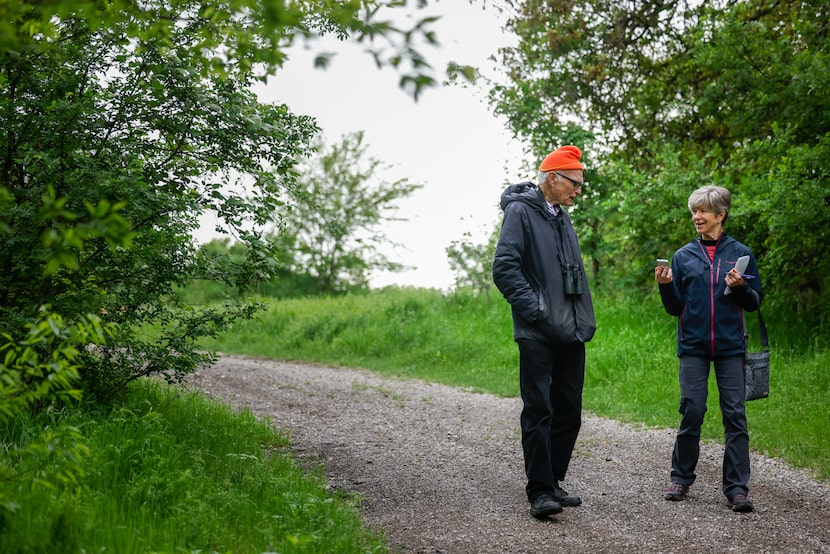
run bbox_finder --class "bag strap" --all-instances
[742,307,769,350]
[757,308,769,349]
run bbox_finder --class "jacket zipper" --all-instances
[696,238,721,357]
[708,262,716,356]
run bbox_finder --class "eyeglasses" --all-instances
[554,171,585,189]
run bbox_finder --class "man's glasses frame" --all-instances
[554,171,585,189]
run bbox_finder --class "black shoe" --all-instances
[663,482,689,501]
[552,482,582,507]
[530,494,563,518]
[730,493,754,513]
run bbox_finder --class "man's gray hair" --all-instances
[688,185,732,222]
[537,170,551,185]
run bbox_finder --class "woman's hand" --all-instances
[725,268,745,289]
[655,265,673,284]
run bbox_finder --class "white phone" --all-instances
[724,255,750,295]
[656,258,669,268]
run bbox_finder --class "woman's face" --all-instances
[691,205,724,240]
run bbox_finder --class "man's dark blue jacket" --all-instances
[492,182,596,344]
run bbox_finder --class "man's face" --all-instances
[543,170,584,206]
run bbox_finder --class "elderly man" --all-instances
[492,145,597,519]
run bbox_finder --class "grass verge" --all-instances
[0,380,386,553]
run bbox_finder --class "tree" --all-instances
[491,0,830,321]
[0,0,450,403]
[0,1,452,98]
[0,0,460,537]
[187,238,319,301]
[269,131,422,295]
[446,223,499,303]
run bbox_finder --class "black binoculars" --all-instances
[562,263,584,296]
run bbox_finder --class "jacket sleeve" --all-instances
[492,204,540,323]
[659,281,684,316]
[658,258,685,316]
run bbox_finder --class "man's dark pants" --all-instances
[517,338,585,501]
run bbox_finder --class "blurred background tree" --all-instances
[446,224,499,303]
[268,131,423,295]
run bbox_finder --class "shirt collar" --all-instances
[546,201,560,216]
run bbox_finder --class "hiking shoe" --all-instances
[730,493,754,513]
[663,482,689,501]
[553,482,582,507]
[529,494,563,518]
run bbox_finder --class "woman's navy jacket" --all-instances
[659,234,764,358]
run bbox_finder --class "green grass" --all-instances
[200,287,830,481]
[201,288,520,396]
[0,380,386,553]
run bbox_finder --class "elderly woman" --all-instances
[654,185,763,513]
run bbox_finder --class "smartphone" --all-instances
[656,258,669,268]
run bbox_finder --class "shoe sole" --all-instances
[664,493,687,501]
[731,503,754,513]
[557,498,582,507]
[530,504,563,518]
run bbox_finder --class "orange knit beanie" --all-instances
[539,145,584,171]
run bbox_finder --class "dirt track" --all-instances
[189,354,830,553]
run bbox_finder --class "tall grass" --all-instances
[208,288,521,396]
[201,287,830,481]
[0,380,386,553]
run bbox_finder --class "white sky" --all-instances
[223,1,527,291]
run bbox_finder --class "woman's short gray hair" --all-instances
[688,185,732,222]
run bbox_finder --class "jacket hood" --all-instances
[500,182,545,212]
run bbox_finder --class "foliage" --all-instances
[0,418,90,550]
[0,0,450,98]
[0,1,449,401]
[491,0,830,324]
[185,238,320,302]
[0,4,457,548]
[0,380,387,553]
[446,223,500,303]
[268,131,423,295]
[1,11,311,399]
[0,308,111,422]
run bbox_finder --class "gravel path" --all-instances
[188,354,830,553]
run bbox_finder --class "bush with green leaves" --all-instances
[0,308,113,420]
[0,1,449,402]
